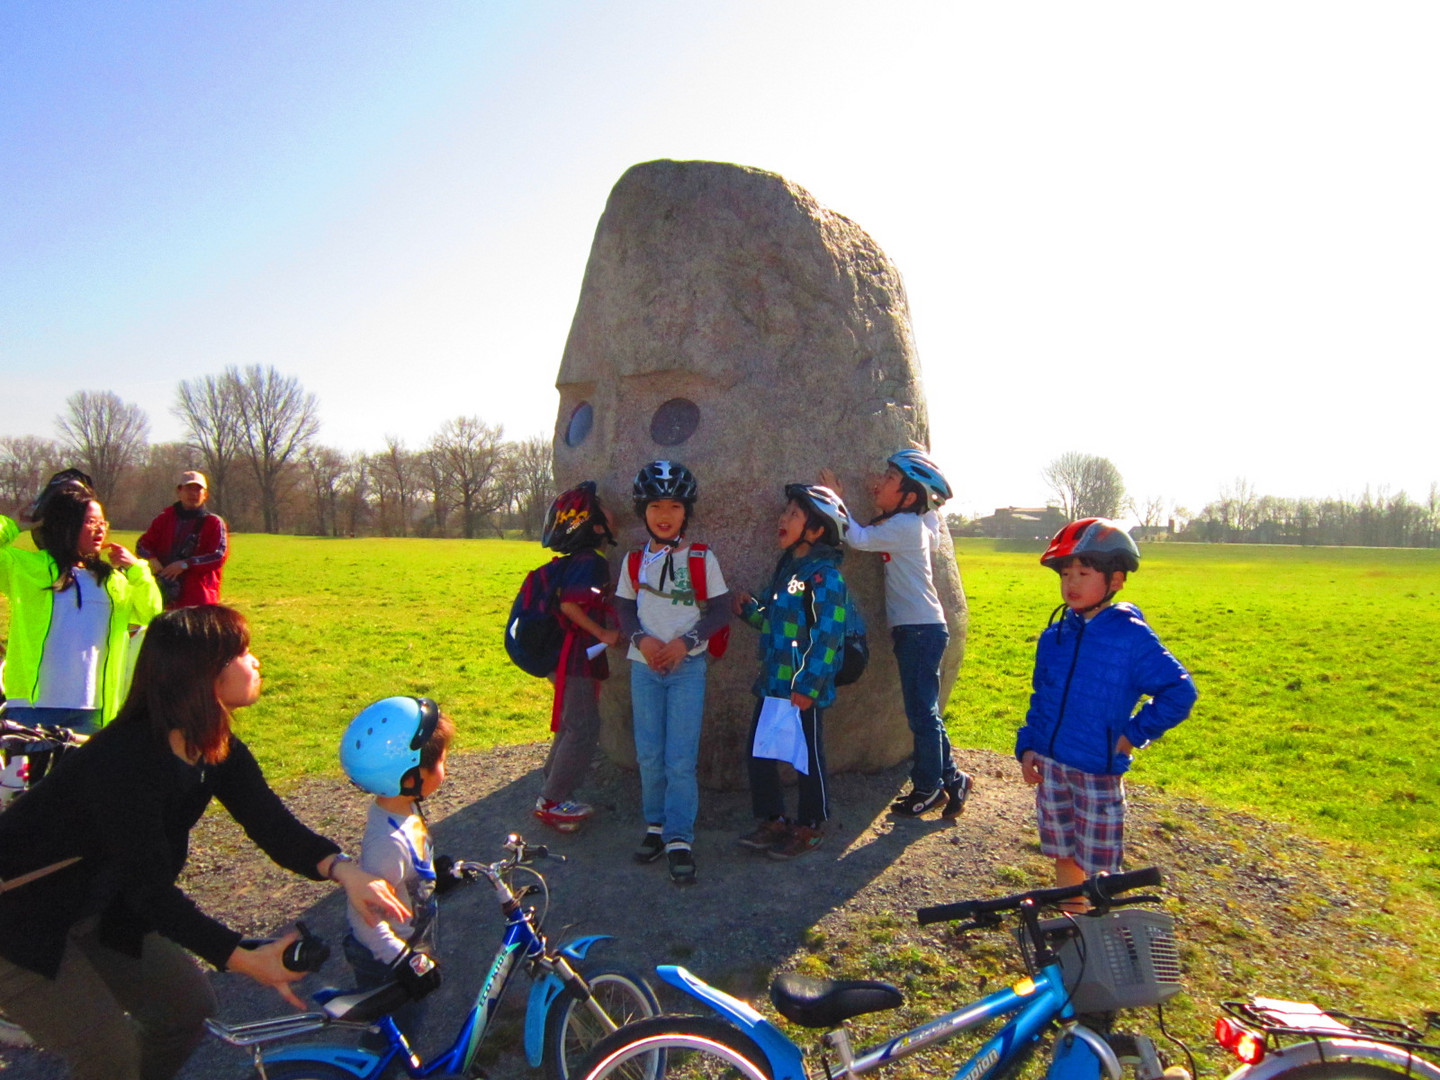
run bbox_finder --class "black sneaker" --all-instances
[633,826,665,864]
[942,773,974,819]
[666,842,696,885]
[891,787,944,817]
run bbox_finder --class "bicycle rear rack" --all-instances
[205,1012,338,1047]
[1222,999,1440,1055]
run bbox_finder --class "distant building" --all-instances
[978,506,1069,540]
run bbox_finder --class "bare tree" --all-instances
[1042,452,1126,520]
[499,435,554,540]
[228,365,320,532]
[428,416,504,539]
[54,391,150,504]
[0,435,63,517]
[174,373,245,516]
[371,436,422,537]
[1135,494,1168,532]
[301,445,348,536]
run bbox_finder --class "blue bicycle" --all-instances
[207,833,660,1080]
[575,867,1182,1080]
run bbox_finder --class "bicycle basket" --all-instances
[1048,909,1183,1012]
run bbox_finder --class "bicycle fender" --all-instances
[655,965,807,1080]
[523,934,613,1066]
[1049,1028,1120,1080]
[1225,1039,1440,1080]
[263,1043,380,1076]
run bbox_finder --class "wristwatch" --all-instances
[325,853,356,881]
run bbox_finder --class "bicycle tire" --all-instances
[544,963,662,1080]
[258,1062,366,1080]
[1258,1064,1423,1080]
[576,1015,774,1080]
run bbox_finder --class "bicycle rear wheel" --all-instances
[1260,1064,1424,1080]
[577,1015,773,1080]
[544,963,662,1080]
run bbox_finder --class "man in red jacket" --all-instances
[136,471,228,608]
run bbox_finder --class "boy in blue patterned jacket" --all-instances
[1016,519,1197,894]
[734,484,853,861]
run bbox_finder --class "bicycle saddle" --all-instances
[770,972,904,1028]
[316,980,413,1024]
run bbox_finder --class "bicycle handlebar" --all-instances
[915,867,1163,926]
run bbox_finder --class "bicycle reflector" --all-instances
[1215,1016,1267,1064]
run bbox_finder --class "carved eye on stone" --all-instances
[650,397,699,446]
[565,402,594,447]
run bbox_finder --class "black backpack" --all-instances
[504,557,568,677]
[797,572,869,688]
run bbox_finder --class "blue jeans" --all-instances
[630,654,707,843]
[892,624,957,792]
[3,706,101,735]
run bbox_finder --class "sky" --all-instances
[4,1,1437,520]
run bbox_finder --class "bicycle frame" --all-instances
[211,843,617,1079]
[653,958,1119,1080]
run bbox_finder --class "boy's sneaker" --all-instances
[769,824,823,861]
[633,825,665,864]
[533,797,593,833]
[666,841,697,885]
[737,818,789,852]
[942,773,974,819]
[890,787,944,817]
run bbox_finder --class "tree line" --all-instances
[944,452,1440,549]
[0,367,556,539]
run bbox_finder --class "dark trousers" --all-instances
[541,675,601,802]
[746,697,829,827]
[0,921,216,1080]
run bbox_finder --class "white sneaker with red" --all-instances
[533,797,594,832]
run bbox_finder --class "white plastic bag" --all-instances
[752,696,809,775]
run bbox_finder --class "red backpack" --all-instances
[626,543,730,660]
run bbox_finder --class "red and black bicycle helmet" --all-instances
[1040,518,1140,574]
[543,481,613,553]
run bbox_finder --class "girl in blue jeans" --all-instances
[614,462,731,885]
[821,449,972,818]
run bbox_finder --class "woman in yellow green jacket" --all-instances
[1,486,163,732]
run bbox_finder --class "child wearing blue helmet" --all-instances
[340,696,456,1041]
[821,448,972,819]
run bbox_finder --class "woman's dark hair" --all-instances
[35,488,111,591]
[112,605,252,765]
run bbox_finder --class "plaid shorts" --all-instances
[1034,755,1127,875]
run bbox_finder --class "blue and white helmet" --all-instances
[888,449,952,511]
[340,696,440,797]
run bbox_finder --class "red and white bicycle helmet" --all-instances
[1041,518,1140,573]
[542,481,613,553]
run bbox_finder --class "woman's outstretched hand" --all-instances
[226,933,307,1009]
[324,855,411,928]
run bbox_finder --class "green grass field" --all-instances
[5,533,1435,882]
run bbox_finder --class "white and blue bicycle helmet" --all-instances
[340,696,440,797]
[887,449,952,511]
[785,483,852,548]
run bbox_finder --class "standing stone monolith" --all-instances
[552,159,966,790]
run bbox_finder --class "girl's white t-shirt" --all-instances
[615,542,728,663]
[844,511,947,627]
[26,570,110,709]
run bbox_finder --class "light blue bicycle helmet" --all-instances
[340,696,440,797]
[887,448,952,511]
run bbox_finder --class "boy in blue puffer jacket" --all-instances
[1016,519,1197,893]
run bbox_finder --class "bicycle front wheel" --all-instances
[544,964,662,1080]
[261,1062,366,1080]
[577,1015,774,1080]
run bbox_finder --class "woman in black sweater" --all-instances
[0,605,409,1080]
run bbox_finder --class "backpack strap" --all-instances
[688,543,709,602]
[626,549,642,592]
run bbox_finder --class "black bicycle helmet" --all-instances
[542,481,613,553]
[632,460,698,517]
